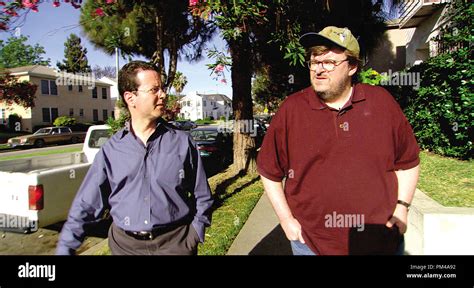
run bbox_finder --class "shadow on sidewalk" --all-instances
[248,224,292,255]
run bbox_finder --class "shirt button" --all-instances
[144,197,148,201]
[144,220,148,225]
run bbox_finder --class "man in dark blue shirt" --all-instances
[57,61,213,255]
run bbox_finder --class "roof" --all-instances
[7,65,112,86]
[197,93,232,103]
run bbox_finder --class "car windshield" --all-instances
[34,128,51,135]
[190,130,218,141]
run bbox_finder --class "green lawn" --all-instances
[0,147,82,161]
[418,151,473,207]
[198,172,263,255]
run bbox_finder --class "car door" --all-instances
[46,128,60,144]
[59,127,71,142]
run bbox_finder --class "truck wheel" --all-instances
[71,137,78,144]
[34,139,45,148]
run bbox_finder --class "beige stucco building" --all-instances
[366,0,451,73]
[0,65,114,132]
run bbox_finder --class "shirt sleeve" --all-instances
[257,104,289,182]
[187,135,213,243]
[389,94,420,170]
[56,150,111,255]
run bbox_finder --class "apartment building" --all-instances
[179,91,232,121]
[0,65,114,132]
[366,0,451,72]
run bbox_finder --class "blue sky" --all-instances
[0,2,232,97]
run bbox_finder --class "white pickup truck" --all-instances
[0,125,111,233]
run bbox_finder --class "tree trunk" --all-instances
[165,39,178,91]
[152,13,165,83]
[229,36,257,175]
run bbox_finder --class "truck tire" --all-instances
[34,139,45,148]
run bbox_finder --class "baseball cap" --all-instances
[299,26,360,58]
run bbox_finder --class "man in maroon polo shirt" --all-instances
[257,26,420,255]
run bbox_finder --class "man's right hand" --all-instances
[281,217,305,243]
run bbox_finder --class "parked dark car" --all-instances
[190,126,233,174]
[169,120,197,131]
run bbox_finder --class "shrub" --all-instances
[402,49,473,159]
[53,116,76,127]
[358,68,385,86]
[387,0,473,160]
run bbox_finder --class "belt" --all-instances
[122,217,192,241]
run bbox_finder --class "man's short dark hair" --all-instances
[118,61,160,109]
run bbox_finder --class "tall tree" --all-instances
[80,0,215,91]
[171,71,188,95]
[0,69,37,108]
[0,36,50,68]
[192,0,402,174]
[57,33,91,73]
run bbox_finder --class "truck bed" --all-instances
[0,152,88,173]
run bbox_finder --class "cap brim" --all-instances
[299,32,344,49]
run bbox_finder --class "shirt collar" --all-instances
[306,83,366,110]
[120,117,174,139]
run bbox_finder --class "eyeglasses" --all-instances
[134,86,165,95]
[307,59,349,72]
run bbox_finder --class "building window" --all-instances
[69,108,74,117]
[203,100,206,107]
[42,107,58,123]
[68,85,73,91]
[197,101,201,106]
[93,109,98,122]
[41,80,58,95]
[79,109,84,117]
[102,87,107,99]
[92,87,97,99]
[42,108,50,123]
[50,81,58,95]
[102,109,108,121]
[78,85,83,92]
[41,80,49,94]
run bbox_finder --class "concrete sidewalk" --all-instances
[226,194,292,255]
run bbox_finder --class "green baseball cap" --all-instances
[299,26,360,58]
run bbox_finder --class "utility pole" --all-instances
[115,47,119,83]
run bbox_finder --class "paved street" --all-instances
[0,221,106,255]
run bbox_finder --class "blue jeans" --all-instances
[290,237,405,255]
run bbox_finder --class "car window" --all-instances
[191,130,218,141]
[35,128,51,134]
[60,128,70,133]
[52,128,60,134]
[88,129,111,148]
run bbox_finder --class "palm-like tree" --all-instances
[172,71,188,96]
